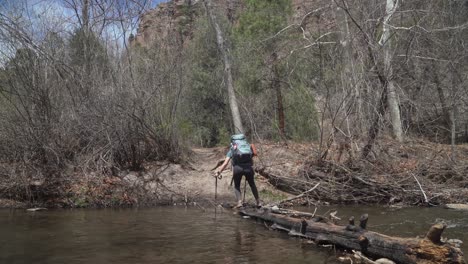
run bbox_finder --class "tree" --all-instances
[183,17,230,146]
[234,0,292,138]
[379,0,403,142]
[203,0,244,134]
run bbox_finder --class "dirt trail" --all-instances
[181,148,233,200]
[163,146,296,205]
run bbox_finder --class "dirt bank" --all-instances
[1,138,467,208]
[253,138,468,206]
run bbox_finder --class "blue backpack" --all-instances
[230,134,253,165]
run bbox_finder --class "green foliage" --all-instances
[182,18,231,147]
[259,188,287,202]
[217,126,231,146]
[72,196,89,208]
[235,0,291,41]
[68,28,110,93]
[284,84,319,141]
[231,0,320,140]
[69,28,108,68]
[177,2,196,37]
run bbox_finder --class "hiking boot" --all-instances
[234,201,243,209]
[256,200,263,208]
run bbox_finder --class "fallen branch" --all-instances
[353,250,396,264]
[255,166,317,194]
[412,173,430,204]
[278,182,320,204]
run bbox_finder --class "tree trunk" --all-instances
[433,63,451,130]
[239,207,465,264]
[82,0,89,30]
[380,0,403,142]
[274,74,286,138]
[82,0,91,99]
[334,2,362,134]
[362,84,388,159]
[203,0,244,134]
[271,53,285,138]
[450,72,457,161]
[339,3,395,158]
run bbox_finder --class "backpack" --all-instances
[230,134,253,165]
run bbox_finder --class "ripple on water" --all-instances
[0,206,466,264]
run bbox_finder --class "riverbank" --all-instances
[0,138,467,208]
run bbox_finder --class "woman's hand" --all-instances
[213,170,222,179]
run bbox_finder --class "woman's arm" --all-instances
[215,157,231,175]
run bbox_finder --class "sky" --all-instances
[152,0,168,6]
[0,0,172,63]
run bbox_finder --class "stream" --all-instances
[0,206,466,263]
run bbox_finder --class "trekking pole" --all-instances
[214,172,222,204]
[242,177,247,205]
[215,174,218,202]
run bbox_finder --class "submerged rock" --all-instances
[26,208,47,212]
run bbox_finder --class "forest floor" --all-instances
[1,137,468,208]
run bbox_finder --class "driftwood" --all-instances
[276,182,320,205]
[444,204,468,211]
[239,206,465,264]
[255,166,435,204]
[26,207,47,212]
[255,167,318,194]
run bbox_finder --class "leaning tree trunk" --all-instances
[271,53,286,138]
[204,0,244,134]
[379,0,403,142]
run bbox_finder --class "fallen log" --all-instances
[239,206,465,264]
[444,204,468,211]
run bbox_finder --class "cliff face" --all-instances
[130,0,317,48]
[130,0,243,47]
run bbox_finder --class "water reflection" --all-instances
[0,206,466,264]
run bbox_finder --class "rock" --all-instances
[131,0,316,48]
[447,239,463,248]
[143,173,153,181]
[26,208,47,212]
[123,173,143,186]
[145,181,158,191]
[375,258,396,264]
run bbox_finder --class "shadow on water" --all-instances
[0,206,466,264]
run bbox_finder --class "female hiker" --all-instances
[215,134,261,208]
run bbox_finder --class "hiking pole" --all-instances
[215,174,218,202]
[214,172,222,204]
[242,177,247,205]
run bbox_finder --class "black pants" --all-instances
[233,165,259,201]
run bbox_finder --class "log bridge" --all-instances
[238,206,465,264]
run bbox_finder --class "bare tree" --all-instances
[379,0,403,142]
[203,0,244,134]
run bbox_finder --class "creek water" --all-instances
[0,206,466,264]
